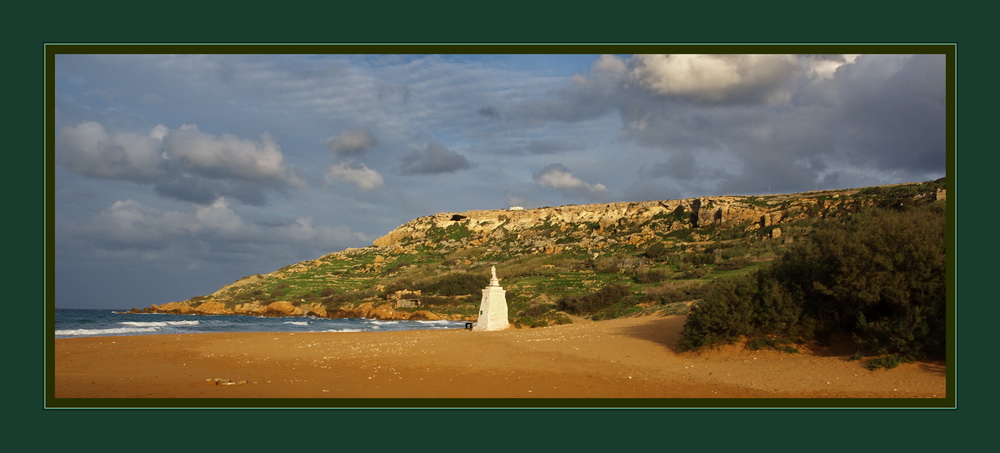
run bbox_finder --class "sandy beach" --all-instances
[53,314,948,403]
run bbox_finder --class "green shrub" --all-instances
[523,303,554,318]
[552,314,573,325]
[682,251,717,266]
[634,269,669,284]
[557,284,633,315]
[867,355,914,370]
[715,257,753,272]
[644,282,708,304]
[644,242,671,261]
[678,201,946,362]
[395,272,489,296]
[746,336,778,351]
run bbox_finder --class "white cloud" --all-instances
[58,121,166,182]
[534,163,608,198]
[193,197,246,235]
[325,161,384,191]
[593,54,628,77]
[802,54,860,80]
[163,124,301,186]
[628,54,798,103]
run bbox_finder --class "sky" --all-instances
[52,50,948,309]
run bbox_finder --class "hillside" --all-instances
[134,179,947,328]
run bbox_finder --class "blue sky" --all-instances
[53,50,947,309]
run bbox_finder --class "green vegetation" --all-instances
[678,201,946,368]
[557,283,634,318]
[167,180,947,356]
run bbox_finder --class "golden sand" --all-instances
[53,314,947,402]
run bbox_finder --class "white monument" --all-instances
[473,266,509,331]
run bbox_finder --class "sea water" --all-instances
[54,309,467,339]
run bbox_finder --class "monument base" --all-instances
[473,285,509,331]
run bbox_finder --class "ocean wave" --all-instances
[56,327,161,336]
[326,328,363,333]
[118,320,200,327]
[283,321,309,326]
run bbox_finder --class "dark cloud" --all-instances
[831,54,947,174]
[153,175,221,205]
[495,139,579,155]
[648,152,698,180]
[515,54,945,195]
[58,121,302,206]
[398,142,472,175]
[57,121,166,182]
[324,128,378,158]
[154,175,273,206]
[376,82,411,104]
[477,106,501,119]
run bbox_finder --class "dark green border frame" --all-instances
[44,43,956,410]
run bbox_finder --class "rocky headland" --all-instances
[132,179,946,324]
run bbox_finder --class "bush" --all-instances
[682,251,717,266]
[634,269,669,284]
[557,284,633,315]
[644,282,708,304]
[644,242,671,261]
[867,355,914,370]
[715,257,753,272]
[523,303,554,318]
[678,202,946,361]
[388,272,489,297]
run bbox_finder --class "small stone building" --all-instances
[391,289,422,308]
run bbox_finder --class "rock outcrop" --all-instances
[370,190,885,255]
[135,179,946,322]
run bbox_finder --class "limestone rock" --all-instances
[406,310,442,321]
[193,300,228,315]
[262,301,302,317]
[302,303,328,318]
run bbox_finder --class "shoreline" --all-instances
[53,314,948,402]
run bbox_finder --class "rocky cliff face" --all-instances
[134,179,946,321]
[371,189,879,256]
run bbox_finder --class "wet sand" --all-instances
[53,314,948,404]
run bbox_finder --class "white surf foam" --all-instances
[56,326,161,336]
[119,320,200,327]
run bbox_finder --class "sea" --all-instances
[54,309,468,339]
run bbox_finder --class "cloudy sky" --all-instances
[53,49,948,309]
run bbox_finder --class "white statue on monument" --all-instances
[473,265,509,331]
[489,265,499,286]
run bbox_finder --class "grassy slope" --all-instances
[165,179,946,327]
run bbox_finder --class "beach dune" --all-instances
[53,314,946,401]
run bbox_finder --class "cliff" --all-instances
[133,179,946,325]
